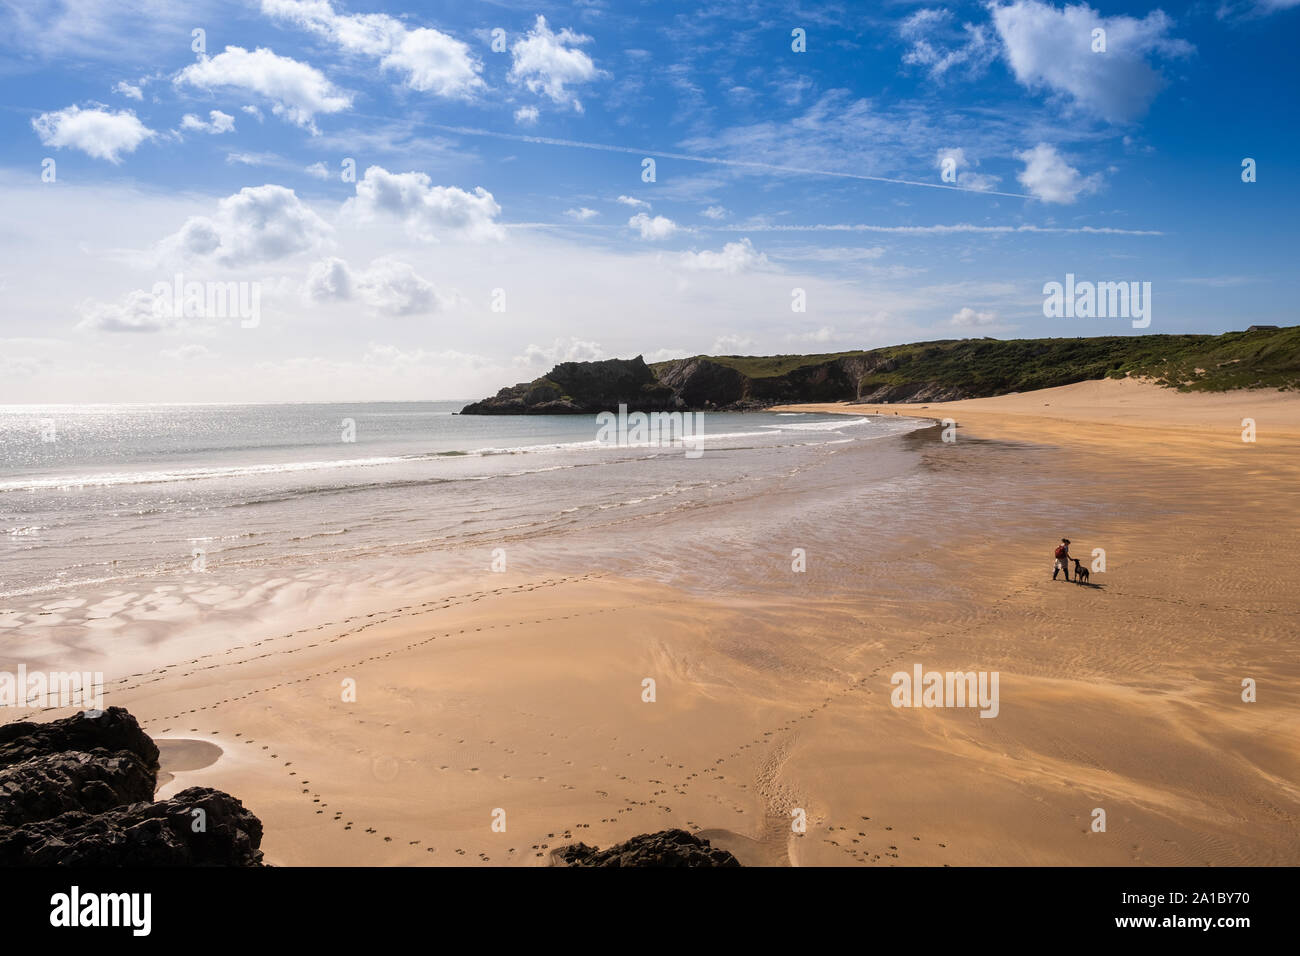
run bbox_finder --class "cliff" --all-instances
[459,327,1300,414]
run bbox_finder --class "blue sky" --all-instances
[1,0,1296,402]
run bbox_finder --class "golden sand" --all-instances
[12,379,1299,865]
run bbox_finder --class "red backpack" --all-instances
[1054,544,1067,559]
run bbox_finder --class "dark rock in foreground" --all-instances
[554,828,741,867]
[0,707,263,866]
[1,786,263,866]
[0,750,156,828]
[0,704,159,770]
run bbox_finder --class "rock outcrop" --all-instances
[0,703,158,769]
[1,786,264,866]
[553,828,741,867]
[0,707,264,866]
[460,355,678,414]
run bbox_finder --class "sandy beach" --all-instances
[5,378,1298,866]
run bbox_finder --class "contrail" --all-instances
[504,222,1163,236]
[423,122,1035,200]
[717,223,1165,236]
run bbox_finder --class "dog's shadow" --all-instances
[1071,580,1105,590]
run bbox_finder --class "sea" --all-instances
[1,403,932,602]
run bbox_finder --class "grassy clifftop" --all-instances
[651,327,1300,395]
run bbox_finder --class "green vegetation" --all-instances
[651,350,869,379]
[650,327,1300,394]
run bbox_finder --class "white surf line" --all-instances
[422,122,1034,200]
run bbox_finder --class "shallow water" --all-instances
[0,402,926,598]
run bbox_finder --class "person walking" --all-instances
[1053,538,1071,581]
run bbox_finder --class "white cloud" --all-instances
[628,213,677,240]
[158,184,333,267]
[710,334,754,354]
[772,246,888,264]
[508,15,600,112]
[180,110,236,134]
[771,71,814,107]
[900,8,951,36]
[900,9,998,80]
[77,289,170,333]
[564,207,598,221]
[951,306,999,326]
[305,161,330,179]
[935,146,968,170]
[701,205,729,220]
[261,0,397,55]
[355,259,443,316]
[174,46,352,132]
[514,105,540,125]
[934,147,1001,191]
[227,151,287,169]
[990,0,1194,122]
[303,256,352,300]
[643,348,690,363]
[32,105,154,163]
[0,354,48,378]
[382,28,484,97]
[959,172,1002,191]
[6,179,1069,404]
[261,0,483,99]
[345,165,504,242]
[0,2,198,64]
[241,105,264,121]
[304,256,446,316]
[113,80,143,100]
[1015,143,1101,203]
[516,337,605,366]
[362,343,490,368]
[236,346,503,402]
[787,326,838,344]
[680,238,769,273]
[616,195,650,209]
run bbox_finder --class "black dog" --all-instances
[1072,558,1090,584]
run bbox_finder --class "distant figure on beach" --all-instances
[1052,538,1071,581]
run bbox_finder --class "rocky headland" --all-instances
[460,327,1300,414]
